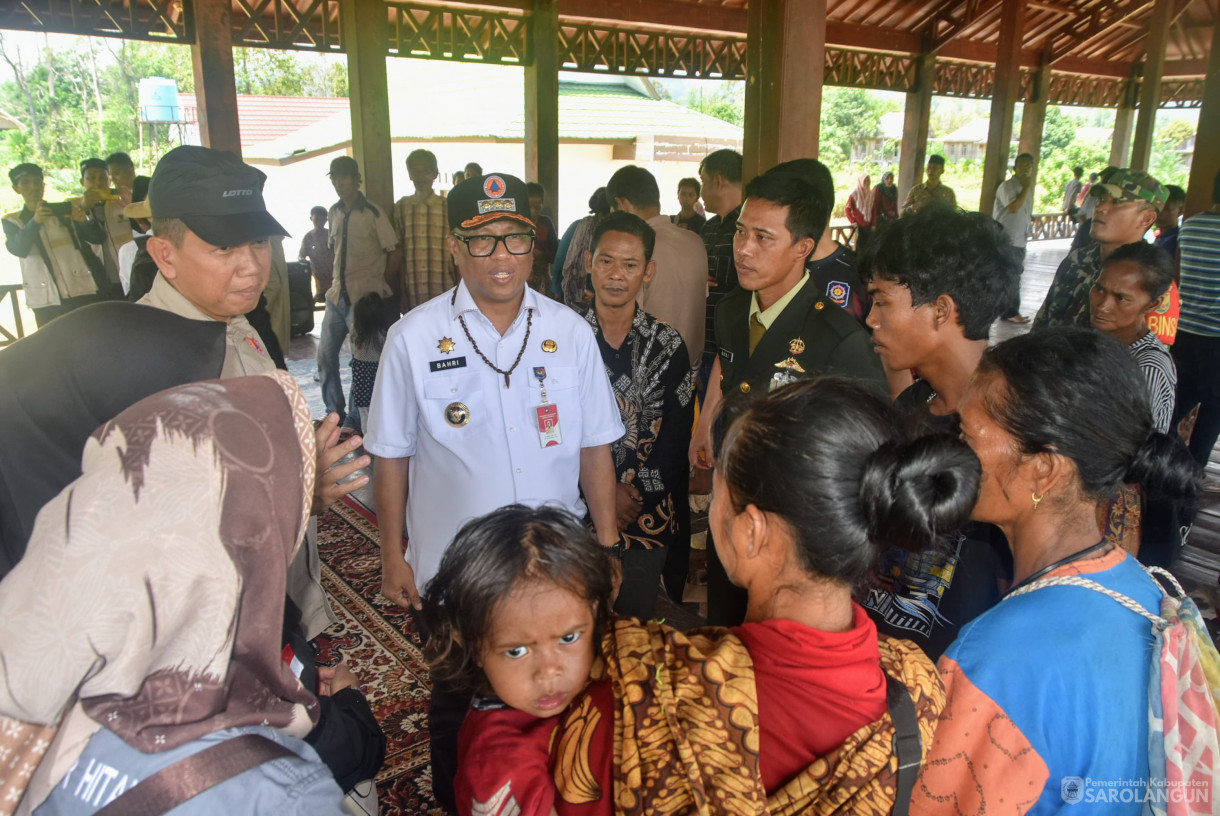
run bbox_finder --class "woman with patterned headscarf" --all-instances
[846,173,877,249]
[0,373,347,815]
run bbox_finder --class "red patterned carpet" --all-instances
[314,497,445,815]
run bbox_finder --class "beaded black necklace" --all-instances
[452,288,532,388]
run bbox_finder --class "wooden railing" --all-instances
[1029,212,1076,242]
[0,284,25,347]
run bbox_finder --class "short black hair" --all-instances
[1015,152,1034,164]
[526,181,545,200]
[105,152,135,169]
[977,327,1198,503]
[606,165,660,210]
[767,159,835,220]
[741,170,830,245]
[420,505,614,692]
[678,177,700,195]
[590,210,656,263]
[406,148,438,172]
[699,149,743,184]
[716,377,980,587]
[1102,241,1175,303]
[310,205,327,219]
[928,154,946,166]
[465,161,483,177]
[1073,166,1085,177]
[860,206,1021,341]
[80,158,107,179]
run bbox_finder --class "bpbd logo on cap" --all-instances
[483,176,507,198]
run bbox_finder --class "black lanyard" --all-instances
[1007,539,1111,596]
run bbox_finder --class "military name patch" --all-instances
[477,198,518,215]
[429,356,468,373]
[719,348,734,363]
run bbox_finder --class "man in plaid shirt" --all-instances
[393,149,455,313]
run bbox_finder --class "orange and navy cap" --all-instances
[448,172,536,230]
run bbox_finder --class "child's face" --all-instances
[479,579,596,718]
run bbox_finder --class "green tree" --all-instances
[818,87,884,166]
[683,81,743,127]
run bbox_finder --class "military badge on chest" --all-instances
[770,344,806,392]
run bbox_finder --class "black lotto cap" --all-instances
[79,158,107,178]
[447,172,535,230]
[148,146,288,247]
[8,163,42,185]
[328,155,360,178]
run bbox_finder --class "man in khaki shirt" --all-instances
[605,165,708,372]
[141,145,370,637]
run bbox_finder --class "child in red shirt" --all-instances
[421,505,616,816]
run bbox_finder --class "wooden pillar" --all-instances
[979,0,1026,214]
[340,0,393,211]
[898,53,935,205]
[1130,0,1173,171]
[1019,57,1051,198]
[189,0,241,156]
[525,0,560,218]
[742,0,824,183]
[1184,10,1220,218]
[1110,77,1137,168]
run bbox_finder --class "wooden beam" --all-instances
[1111,80,1137,167]
[190,0,242,156]
[1050,0,1152,64]
[1019,56,1052,193]
[929,0,1006,55]
[898,53,935,205]
[558,0,745,34]
[1130,0,1173,170]
[937,38,1040,66]
[341,0,394,212]
[1183,9,1220,218]
[743,0,824,181]
[980,0,1026,215]
[525,0,560,218]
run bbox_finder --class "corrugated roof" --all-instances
[244,62,741,160]
[177,93,349,149]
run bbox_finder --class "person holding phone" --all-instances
[3,162,110,327]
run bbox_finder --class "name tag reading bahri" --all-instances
[429,356,468,373]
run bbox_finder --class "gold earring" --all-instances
[1032,491,1044,510]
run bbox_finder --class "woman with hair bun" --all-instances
[911,327,1200,816]
[447,377,985,814]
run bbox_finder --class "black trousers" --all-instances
[1171,331,1220,469]
[411,608,468,814]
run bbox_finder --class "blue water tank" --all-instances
[138,77,180,123]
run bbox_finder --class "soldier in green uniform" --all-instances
[690,168,887,626]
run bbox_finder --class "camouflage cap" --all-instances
[1091,168,1167,211]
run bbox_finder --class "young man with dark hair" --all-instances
[690,169,886,626]
[583,210,693,619]
[79,157,129,294]
[901,154,956,214]
[3,162,108,326]
[1172,167,1220,484]
[525,181,558,292]
[859,205,1021,658]
[317,155,400,430]
[673,177,705,232]
[1063,165,1085,217]
[697,149,744,390]
[299,204,334,299]
[393,148,453,312]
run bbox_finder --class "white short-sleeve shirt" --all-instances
[364,281,624,588]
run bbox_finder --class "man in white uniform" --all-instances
[992,151,1036,323]
[364,172,623,810]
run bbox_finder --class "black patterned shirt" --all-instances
[585,306,694,549]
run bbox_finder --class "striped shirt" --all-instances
[1178,211,1220,337]
[1127,331,1176,433]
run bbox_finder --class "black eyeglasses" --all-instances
[453,232,536,257]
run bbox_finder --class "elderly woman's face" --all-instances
[958,374,1028,525]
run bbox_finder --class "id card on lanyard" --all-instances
[533,367,562,447]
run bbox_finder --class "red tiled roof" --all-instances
[177,93,349,149]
